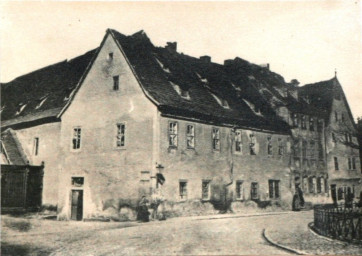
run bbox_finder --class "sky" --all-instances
[1,1,361,119]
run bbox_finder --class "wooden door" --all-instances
[71,190,83,220]
[1,171,26,208]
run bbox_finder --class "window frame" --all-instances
[168,121,178,148]
[212,127,220,151]
[334,156,339,171]
[113,75,119,91]
[278,138,284,156]
[234,129,242,154]
[301,115,307,130]
[186,124,195,149]
[33,137,39,156]
[267,136,273,156]
[309,116,315,131]
[268,179,280,199]
[249,134,256,155]
[250,182,259,200]
[235,180,244,200]
[201,180,211,200]
[71,126,82,151]
[115,122,126,148]
[179,180,188,201]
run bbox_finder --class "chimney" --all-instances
[224,59,234,67]
[200,56,211,64]
[166,42,177,52]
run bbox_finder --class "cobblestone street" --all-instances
[3,211,360,255]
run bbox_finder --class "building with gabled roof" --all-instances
[1,29,360,219]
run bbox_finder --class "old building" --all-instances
[300,78,362,202]
[1,29,360,219]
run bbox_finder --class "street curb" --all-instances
[307,222,347,246]
[191,211,292,221]
[262,228,307,255]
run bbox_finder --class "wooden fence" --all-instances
[314,203,362,242]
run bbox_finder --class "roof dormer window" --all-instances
[155,58,170,73]
[211,93,229,109]
[170,82,190,100]
[15,104,27,116]
[35,97,47,109]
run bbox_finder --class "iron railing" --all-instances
[314,203,362,242]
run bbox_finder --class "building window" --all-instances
[309,117,315,131]
[186,125,195,149]
[292,113,298,127]
[169,122,178,148]
[71,177,84,187]
[341,113,345,122]
[269,180,280,199]
[318,139,324,160]
[352,157,356,170]
[301,115,306,130]
[113,75,119,91]
[249,134,256,155]
[108,52,113,60]
[348,158,352,170]
[332,133,336,142]
[267,136,273,155]
[278,138,284,155]
[302,140,307,159]
[335,111,338,122]
[293,139,300,157]
[33,137,39,156]
[334,157,339,171]
[235,130,242,153]
[202,180,211,200]
[179,181,187,200]
[72,127,81,150]
[116,123,126,147]
[309,140,315,159]
[317,177,322,193]
[251,182,259,199]
[317,119,323,132]
[212,128,220,151]
[236,180,244,200]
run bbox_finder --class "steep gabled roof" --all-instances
[1,129,28,165]
[109,29,290,133]
[299,77,355,125]
[1,48,98,129]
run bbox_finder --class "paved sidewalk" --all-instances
[264,212,362,255]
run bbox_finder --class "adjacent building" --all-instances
[1,29,360,220]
